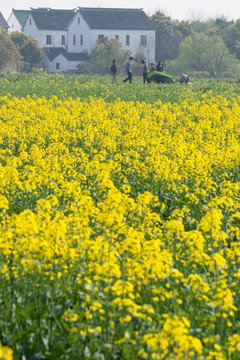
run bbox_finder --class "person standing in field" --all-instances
[110,59,118,84]
[123,56,133,83]
[141,59,149,84]
[156,60,164,72]
[149,62,156,72]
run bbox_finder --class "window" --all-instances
[115,35,119,40]
[80,34,83,45]
[56,62,60,70]
[29,18,32,25]
[78,17,80,24]
[98,34,104,41]
[61,35,65,45]
[126,35,130,46]
[73,34,76,45]
[140,35,147,46]
[46,35,51,45]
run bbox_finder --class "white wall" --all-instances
[67,11,91,54]
[68,11,155,60]
[23,15,67,49]
[42,53,68,72]
[7,13,22,32]
[89,29,155,62]
[42,51,87,72]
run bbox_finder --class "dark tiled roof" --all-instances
[0,12,9,29]
[31,9,75,30]
[79,7,154,30]
[43,47,90,61]
[12,10,30,27]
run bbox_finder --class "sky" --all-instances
[1,0,240,22]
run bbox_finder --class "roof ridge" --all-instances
[13,9,31,12]
[31,8,75,12]
[79,7,142,11]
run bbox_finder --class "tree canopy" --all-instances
[90,38,131,74]
[0,33,23,72]
[150,11,191,61]
[224,19,240,60]
[9,32,42,69]
[166,33,240,78]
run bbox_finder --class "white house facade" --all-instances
[23,9,75,49]
[67,11,90,54]
[7,10,30,32]
[42,48,89,72]
[7,7,155,72]
[67,7,155,62]
[89,28,155,60]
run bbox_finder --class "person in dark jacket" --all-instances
[110,59,118,84]
[141,59,149,84]
[156,60,164,72]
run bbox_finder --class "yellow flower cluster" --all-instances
[0,343,13,360]
[141,315,203,359]
[0,92,240,359]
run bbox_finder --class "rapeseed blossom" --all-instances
[0,91,240,359]
[0,344,13,360]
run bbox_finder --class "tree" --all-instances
[90,38,131,74]
[215,16,234,34]
[225,19,240,60]
[150,11,191,61]
[9,32,42,70]
[190,17,216,34]
[195,16,234,42]
[96,36,108,45]
[0,33,23,71]
[166,33,240,78]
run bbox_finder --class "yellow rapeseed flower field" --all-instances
[0,89,240,359]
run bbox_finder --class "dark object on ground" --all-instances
[180,73,190,84]
[146,71,174,84]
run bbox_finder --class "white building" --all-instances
[68,7,155,61]
[7,9,30,32]
[7,7,155,73]
[41,47,89,73]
